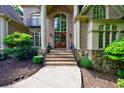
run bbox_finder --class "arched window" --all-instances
[93,5,106,19]
[54,13,66,32]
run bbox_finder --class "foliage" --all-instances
[116,69,124,78]
[33,55,43,64]
[80,57,92,68]
[104,37,124,61]
[116,79,124,88]
[12,5,23,15]
[4,32,32,47]
[3,32,36,60]
[0,50,9,60]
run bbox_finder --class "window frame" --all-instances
[32,32,41,48]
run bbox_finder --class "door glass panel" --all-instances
[54,13,66,32]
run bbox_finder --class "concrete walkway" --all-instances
[4,66,81,88]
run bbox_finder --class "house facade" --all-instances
[0,5,124,59]
[0,5,29,51]
[22,5,124,58]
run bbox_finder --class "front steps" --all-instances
[45,49,77,66]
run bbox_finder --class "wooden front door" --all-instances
[54,13,67,48]
[54,32,66,48]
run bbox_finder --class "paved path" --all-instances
[3,66,81,88]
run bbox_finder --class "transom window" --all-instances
[98,24,118,48]
[93,5,106,19]
[54,13,66,32]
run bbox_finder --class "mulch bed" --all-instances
[81,68,118,88]
[0,58,42,86]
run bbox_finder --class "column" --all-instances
[0,18,5,49]
[106,6,109,19]
[41,5,46,49]
[73,5,79,48]
[76,20,80,49]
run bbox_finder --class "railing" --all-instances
[71,43,81,65]
[26,18,41,27]
[42,44,52,64]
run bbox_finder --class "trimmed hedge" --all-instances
[80,57,92,68]
[104,37,124,61]
[116,69,124,78]
[33,55,43,64]
[116,79,124,88]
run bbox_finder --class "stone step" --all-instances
[48,52,73,55]
[46,55,74,58]
[45,62,77,66]
[46,58,75,61]
[50,50,72,53]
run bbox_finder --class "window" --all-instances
[105,32,110,47]
[0,19,1,49]
[112,32,117,42]
[98,24,118,48]
[32,32,41,48]
[99,32,103,48]
[30,13,41,26]
[93,5,106,19]
[54,13,66,32]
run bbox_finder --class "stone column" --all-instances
[41,5,46,49]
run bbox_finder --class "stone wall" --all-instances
[87,50,122,73]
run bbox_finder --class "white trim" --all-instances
[76,20,80,49]
[74,5,79,49]
[41,5,46,49]
[103,32,106,48]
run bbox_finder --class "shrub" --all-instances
[3,32,35,60]
[0,50,9,60]
[116,79,124,88]
[80,57,92,68]
[3,32,32,47]
[104,37,124,61]
[116,69,124,78]
[33,55,43,64]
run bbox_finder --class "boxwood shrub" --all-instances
[80,57,92,68]
[104,37,124,61]
[116,79,124,88]
[116,69,124,78]
[33,55,43,64]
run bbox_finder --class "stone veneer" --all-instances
[78,49,123,73]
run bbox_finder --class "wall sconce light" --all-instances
[69,33,72,38]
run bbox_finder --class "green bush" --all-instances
[3,32,32,47]
[116,79,124,88]
[80,57,92,68]
[0,50,9,60]
[116,69,124,78]
[33,55,43,64]
[104,37,124,61]
[3,32,35,60]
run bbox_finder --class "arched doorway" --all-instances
[54,13,67,48]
